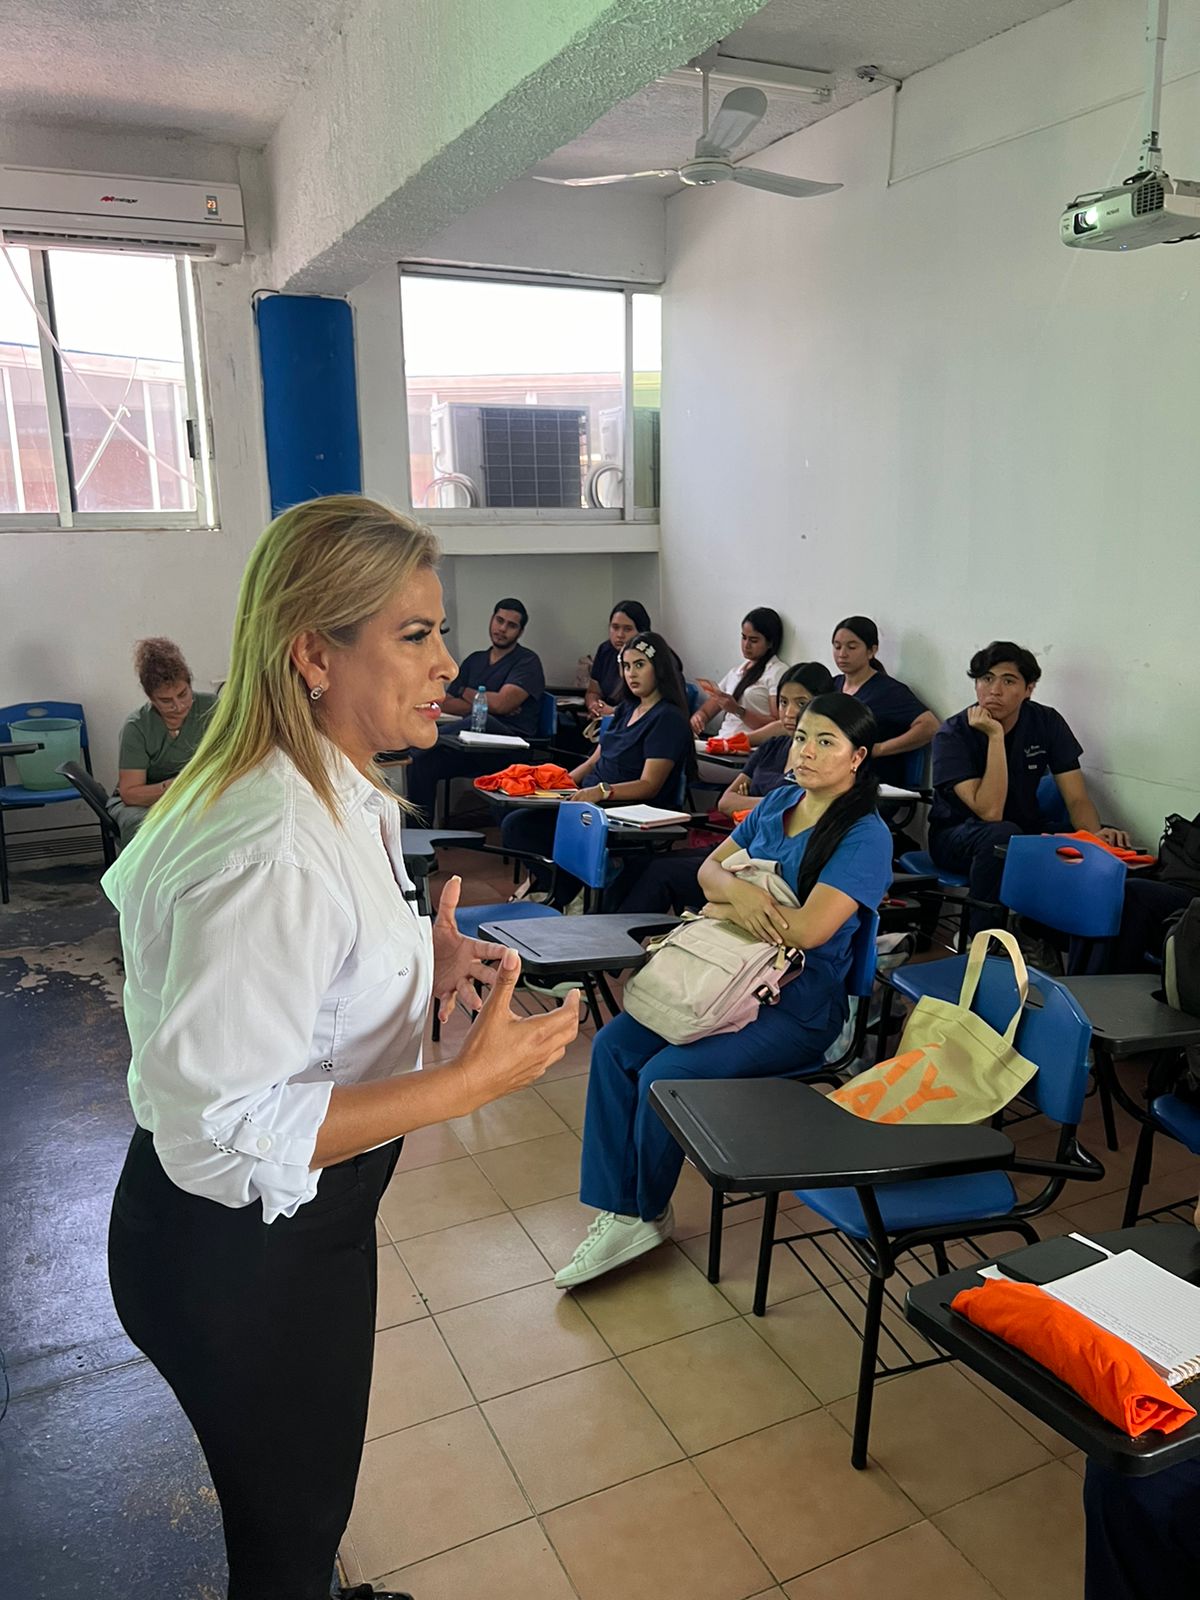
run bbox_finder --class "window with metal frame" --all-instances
[398,267,660,521]
[0,244,215,529]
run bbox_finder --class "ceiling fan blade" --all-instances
[730,168,843,198]
[531,170,678,187]
[697,85,767,158]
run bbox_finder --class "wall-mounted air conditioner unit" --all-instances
[0,166,245,263]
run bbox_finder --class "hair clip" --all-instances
[626,638,656,659]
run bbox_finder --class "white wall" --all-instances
[1,124,271,830]
[660,0,1200,840]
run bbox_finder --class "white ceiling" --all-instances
[531,0,1073,190]
[0,0,358,145]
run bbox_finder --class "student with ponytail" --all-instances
[556,693,892,1288]
[691,607,788,738]
[831,615,938,786]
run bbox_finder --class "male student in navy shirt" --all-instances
[929,641,1129,928]
[406,597,546,821]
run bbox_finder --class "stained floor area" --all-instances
[2,853,1189,1599]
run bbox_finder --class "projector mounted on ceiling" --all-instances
[1061,0,1200,251]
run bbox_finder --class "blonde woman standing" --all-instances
[104,496,579,1600]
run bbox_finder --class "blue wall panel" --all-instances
[256,294,361,515]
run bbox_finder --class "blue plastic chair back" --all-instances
[896,950,1093,1127]
[685,681,703,716]
[847,909,881,999]
[1036,773,1071,830]
[0,701,90,752]
[552,801,612,891]
[897,748,928,788]
[1000,834,1124,939]
[535,692,558,740]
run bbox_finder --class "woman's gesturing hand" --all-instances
[431,875,510,1024]
[454,948,581,1104]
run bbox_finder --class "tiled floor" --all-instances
[336,848,1148,1598]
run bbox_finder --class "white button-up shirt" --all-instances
[103,745,433,1221]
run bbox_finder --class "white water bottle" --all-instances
[470,686,489,732]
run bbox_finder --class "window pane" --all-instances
[632,293,661,510]
[401,276,624,510]
[47,250,196,515]
[0,245,58,514]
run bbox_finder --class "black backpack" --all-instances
[1163,900,1200,1103]
[1159,812,1200,892]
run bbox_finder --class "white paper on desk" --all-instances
[1042,1250,1200,1387]
[456,731,530,748]
[879,784,922,802]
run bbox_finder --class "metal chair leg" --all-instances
[751,1191,779,1317]
[932,1242,951,1275]
[594,973,621,1020]
[706,1188,724,1283]
[1092,1048,1121,1152]
[0,809,8,904]
[1122,1117,1157,1228]
[851,1274,887,1470]
[581,976,605,1032]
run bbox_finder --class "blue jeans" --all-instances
[580,979,846,1222]
[1084,1456,1200,1599]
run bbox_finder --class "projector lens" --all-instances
[1084,207,1099,224]
[1073,208,1099,235]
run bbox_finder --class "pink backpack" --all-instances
[622,852,804,1045]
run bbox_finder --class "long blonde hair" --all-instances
[150,495,439,826]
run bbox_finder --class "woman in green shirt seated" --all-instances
[108,638,216,845]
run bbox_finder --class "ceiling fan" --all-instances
[532,76,842,201]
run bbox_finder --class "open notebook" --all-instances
[1043,1250,1200,1388]
[606,804,691,829]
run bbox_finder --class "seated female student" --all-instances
[108,637,216,847]
[585,601,652,719]
[555,694,892,1287]
[500,631,693,901]
[617,663,835,917]
[831,615,938,786]
[691,608,788,739]
[929,641,1130,933]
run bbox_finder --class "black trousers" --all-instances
[1106,878,1196,973]
[108,1126,402,1600]
[1084,1456,1200,1599]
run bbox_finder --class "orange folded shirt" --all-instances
[473,764,577,798]
[707,733,751,755]
[951,1277,1197,1438]
[1053,830,1157,868]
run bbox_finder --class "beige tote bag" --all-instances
[829,928,1039,1126]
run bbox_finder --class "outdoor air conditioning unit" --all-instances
[0,165,245,263]
[430,401,589,508]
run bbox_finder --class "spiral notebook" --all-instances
[1042,1250,1200,1388]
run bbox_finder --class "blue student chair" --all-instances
[701,909,882,1282]
[685,682,704,717]
[760,954,1102,1466]
[531,692,558,744]
[1122,1093,1200,1227]
[451,802,620,1029]
[1036,772,1071,831]
[999,834,1125,958]
[0,701,101,905]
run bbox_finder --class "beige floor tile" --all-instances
[472,1130,583,1208]
[394,1119,469,1171]
[544,1460,771,1600]
[516,1192,603,1270]
[449,1086,569,1152]
[436,1278,610,1399]
[1055,1186,1133,1236]
[482,1359,683,1511]
[376,1244,429,1329]
[375,1216,388,1245]
[347,1408,528,1579]
[536,1072,589,1131]
[569,1241,739,1355]
[365,1319,473,1440]
[680,1212,836,1313]
[827,1364,1050,1515]
[1063,1449,1087,1478]
[745,1279,929,1404]
[781,1521,1003,1599]
[958,1363,1077,1457]
[376,1156,504,1241]
[399,1211,551,1311]
[694,1411,919,1582]
[377,1519,578,1600]
[671,1161,767,1241]
[623,1318,818,1453]
[933,1462,1085,1600]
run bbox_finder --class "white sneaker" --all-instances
[554,1204,674,1289]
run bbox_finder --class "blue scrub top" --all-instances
[596,699,691,803]
[730,787,892,991]
[833,671,929,786]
